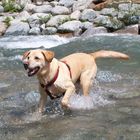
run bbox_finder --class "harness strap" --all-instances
[61,61,72,79]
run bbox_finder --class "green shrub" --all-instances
[2,0,24,13]
[3,17,11,27]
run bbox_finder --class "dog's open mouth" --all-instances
[27,66,40,77]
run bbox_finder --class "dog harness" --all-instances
[40,61,72,100]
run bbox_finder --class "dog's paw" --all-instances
[61,100,70,109]
[38,108,45,114]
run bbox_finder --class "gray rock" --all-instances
[94,15,124,30]
[59,0,76,7]
[58,20,82,32]
[82,21,93,30]
[118,3,131,11]
[81,26,107,37]
[0,22,7,36]
[32,5,52,13]
[5,22,30,36]
[19,0,32,6]
[73,0,93,11]
[50,1,59,7]
[28,13,51,28]
[47,15,70,27]
[42,27,57,35]
[0,5,4,13]
[100,8,118,17]
[51,6,70,15]
[114,24,139,35]
[14,11,30,22]
[80,9,97,22]
[70,10,81,20]
[132,4,140,11]
[28,27,41,35]
[24,4,36,12]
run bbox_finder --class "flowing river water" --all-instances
[0,34,140,140]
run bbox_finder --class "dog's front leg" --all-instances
[61,84,75,108]
[38,86,47,113]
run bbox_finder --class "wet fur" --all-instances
[22,49,129,113]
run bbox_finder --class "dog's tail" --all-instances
[90,50,129,60]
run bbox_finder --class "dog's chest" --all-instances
[47,83,65,95]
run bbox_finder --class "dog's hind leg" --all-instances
[80,66,97,96]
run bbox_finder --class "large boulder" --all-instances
[94,15,124,30]
[5,21,30,36]
[118,3,140,25]
[32,5,52,13]
[28,13,51,28]
[73,0,93,11]
[47,15,70,27]
[81,26,107,37]
[58,20,82,32]
[51,6,70,15]
[12,11,30,23]
[80,9,97,22]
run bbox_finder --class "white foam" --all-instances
[0,35,70,49]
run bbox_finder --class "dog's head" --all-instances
[22,49,54,77]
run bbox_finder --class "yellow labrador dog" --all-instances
[22,49,129,113]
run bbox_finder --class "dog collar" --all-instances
[40,66,59,88]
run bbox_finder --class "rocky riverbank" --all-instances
[0,0,140,38]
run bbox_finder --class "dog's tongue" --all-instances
[27,67,39,77]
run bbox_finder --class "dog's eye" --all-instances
[35,56,40,60]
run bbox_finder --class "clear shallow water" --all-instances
[0,34,140,140]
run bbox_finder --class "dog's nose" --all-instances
[23,63,29,70]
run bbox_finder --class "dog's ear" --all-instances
[41,50,55,62]
[22,51,30,60]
